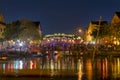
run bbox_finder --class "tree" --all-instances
[3,20,21,40]
[19,20,41,41]
[91,24,110,38]
[90,23,110,44]
[3,20,41,42]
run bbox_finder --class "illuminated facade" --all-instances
[111,12,120,45]
[111,12,120,24]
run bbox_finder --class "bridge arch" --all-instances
[41,33,83,52]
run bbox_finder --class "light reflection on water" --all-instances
[0,54,120,80]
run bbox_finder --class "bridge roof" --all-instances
[44,33,75,39]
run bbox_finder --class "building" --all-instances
[85,21,108,44]
[111,12,120,24]
[84,12,120,45]
[0,12,6,39]
[111,12,120,45]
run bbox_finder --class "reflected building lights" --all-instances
[86,59,92,80]
[78,59,83,80]
[30,60,34,70]
[50,60,54,70]
[3,64,5,73]
[117,58,120,75]
[1,55,120,79]
[112,58,120,79]
[50,59,55,76]
[102,58,108,79]
[19,60,23,70]
[14,61,18,70]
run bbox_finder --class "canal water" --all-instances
[0,53,120,80]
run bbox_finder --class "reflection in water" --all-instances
[86,59,92,80]
[78,58,83,80]
[0,53,120,80]
[96,58,108,79]
[112,58,120,79]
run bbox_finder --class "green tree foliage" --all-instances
[19,20,41,41]
[3,20,41,41]
[91,24,110,39]
[3,21,21,40]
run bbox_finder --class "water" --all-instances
[0,53,120,80]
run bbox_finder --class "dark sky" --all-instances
[0,0,120,34]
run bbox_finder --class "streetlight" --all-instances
[78,29,82,33]
[77,28,85,38]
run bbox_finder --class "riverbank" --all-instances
[0,49,120,60]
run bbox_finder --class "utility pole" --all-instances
[92,16,102,63]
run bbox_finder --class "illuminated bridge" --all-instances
[41,33,83,51]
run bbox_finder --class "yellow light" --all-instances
[47,39,50,42]
[78,29,82,33]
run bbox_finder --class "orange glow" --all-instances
[78,29,82,33]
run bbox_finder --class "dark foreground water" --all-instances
[0,53,120,80]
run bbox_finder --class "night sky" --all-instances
[0,0,120,34]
